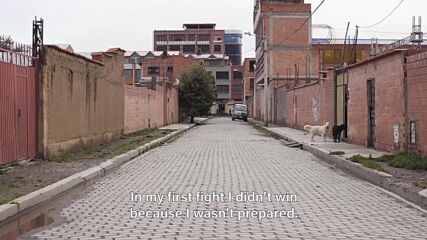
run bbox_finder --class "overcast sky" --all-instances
[1,0,425,58]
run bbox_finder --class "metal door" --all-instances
[16,73,29,159]
[335,71,348,138]
[367,79,376,147]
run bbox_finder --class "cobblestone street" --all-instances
[29,118,426,239]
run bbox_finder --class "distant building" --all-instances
[153,24,225,55]
[231,65,244,102]
[153,24,243,70]
[203,55,232,114]
[243,58,256,117]
[123,51,181,85]
[141,52,203,87]
[225,30,243,65]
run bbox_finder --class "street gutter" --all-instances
[249,119,427,211]
[0,119,208,224]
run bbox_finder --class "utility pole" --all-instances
[263,37,269,126]
[162,51,168,126]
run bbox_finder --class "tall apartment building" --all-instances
[231,65,244,101]
[225,30,243,65]
[154,24,243,66]
[154,24,225,55]
[243,58,256,116]
[254,0,312,123]
[204,56,232,114]
[154,23,245,114]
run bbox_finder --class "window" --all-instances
[183,45,195,53]
[170,34,186,41]
[216,71,229,79]
[225,45,241,54]
[187,34,196,41]
[198,45,210,53]
[169,45,181,51]
[124,69,133,79]
[148,67,160,75]
[232,84,243,93]
[249,78,254,90]
[214,35,222,42]
[155,35,167,41]
[249,60,256,72]
[129,57,140,64]
[197,34,210,41]
[205,60,220,67]
[225,35,242,44]
[155,45,167,52]
[233,71,243,79]
[214,45,222,53]
[217,85,229,94]
[167,66,174,73]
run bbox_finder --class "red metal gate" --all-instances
[0,49,37,165]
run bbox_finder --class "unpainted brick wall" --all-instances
[283,79,334,133]
[407,51,427,155]
[347,51,406,152]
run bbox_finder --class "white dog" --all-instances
[304,122,330,142]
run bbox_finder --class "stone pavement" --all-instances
[264,124,388,159]
[159,118,209,131]
[28,118,426,239]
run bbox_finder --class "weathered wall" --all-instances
[407,51,427,155]
[40,46,125,157]
[124,83,179,134]
[124,86,159,133]
[284,79,334,132]
[246,96,254,118]
[347,51,406,152]
[275,86,287,125]
[166,84,179,124]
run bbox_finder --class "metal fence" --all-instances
[0,47,38,165]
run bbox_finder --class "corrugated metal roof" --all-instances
[125,51,181,57]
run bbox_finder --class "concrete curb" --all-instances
[0,120,207,224]
[249,119,427,210]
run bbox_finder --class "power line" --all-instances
[359,0,405,29]
[276,0,326,46]
[244,0,327,56]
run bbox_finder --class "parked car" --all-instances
[232,104,248,122]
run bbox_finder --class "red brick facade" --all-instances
[407,51,427,155]
[347,51,407,152]
[142,55,203,82]
[283,78,335,132]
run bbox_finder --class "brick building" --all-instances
[225,30,243,65]
[254,0,312,123]
[123,51,181,85]
[231,65,244,102]
[204,55,233,114]
[342,49,427,155]
[154,24,225,56]
[141,53,203,84]
[243,58,256,117]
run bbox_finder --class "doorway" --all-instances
[335,71,348,139]
[367,79,376,147]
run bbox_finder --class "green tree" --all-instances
[179,66,217,123]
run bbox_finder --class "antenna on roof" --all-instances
[411,16,423,51]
